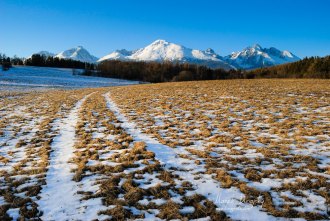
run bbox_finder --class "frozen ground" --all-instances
[0,66,138,91]
[0,79,329,220]
[37,94,95,220]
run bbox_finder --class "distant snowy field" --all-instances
[0,66,138,91]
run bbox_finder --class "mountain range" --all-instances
[31,40,300,70]
[31,46,98,63]
[224,44,300,69]
[97,40,235,70]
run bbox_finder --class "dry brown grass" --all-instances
[1,79,329,220]
[108,79,330,220]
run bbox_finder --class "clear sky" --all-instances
[1,0,330,58]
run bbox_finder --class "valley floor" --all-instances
[0,79,329,220]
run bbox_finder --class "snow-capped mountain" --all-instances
[27,42,300,69]
[98,40,235,70]
[55,46,98,63]
[98,49,133,61]
[225,44,300,70]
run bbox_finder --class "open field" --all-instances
[0,79,329,220]
[0,66,138,91]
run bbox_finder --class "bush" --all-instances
[1,62,12,71]
[173,71,194,81]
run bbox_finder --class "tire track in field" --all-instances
[104,92,283,221]
[37,93,92,220]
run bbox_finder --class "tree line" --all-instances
[248,56,330,79]
[96,60,243,83]
[95,56,330,82]
[1,53,329,80]
[0,54,95,71]
[25,54,95,70]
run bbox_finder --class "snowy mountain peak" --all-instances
[97,49,132,62]
[204,48,223,60]
[130,40,187,62]
[251,44,262,50]
[205,48,216,55]
[55,46,98,63]
[151,39,170,46]
[115,49,132,55]
[282,50,294,58]
[225,45,300,70]
[98,40,234,70]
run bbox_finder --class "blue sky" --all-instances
[1,0,330,58]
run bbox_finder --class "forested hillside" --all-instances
[248,56,330,79]
[96,56,330,82]
[25,54,95,69]
[2,53,329,81]
[96,60,242,82]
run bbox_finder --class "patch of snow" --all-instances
[7,208,20,220]
[180,206,195,214]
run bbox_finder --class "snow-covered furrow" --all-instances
[104,92,280,221]
[37,94,93,220]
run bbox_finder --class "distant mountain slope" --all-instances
[98,40,235,70]
[98,49,132,61]
[55,46,98,63]
[225,44,300,70]
[28,51,55,58]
